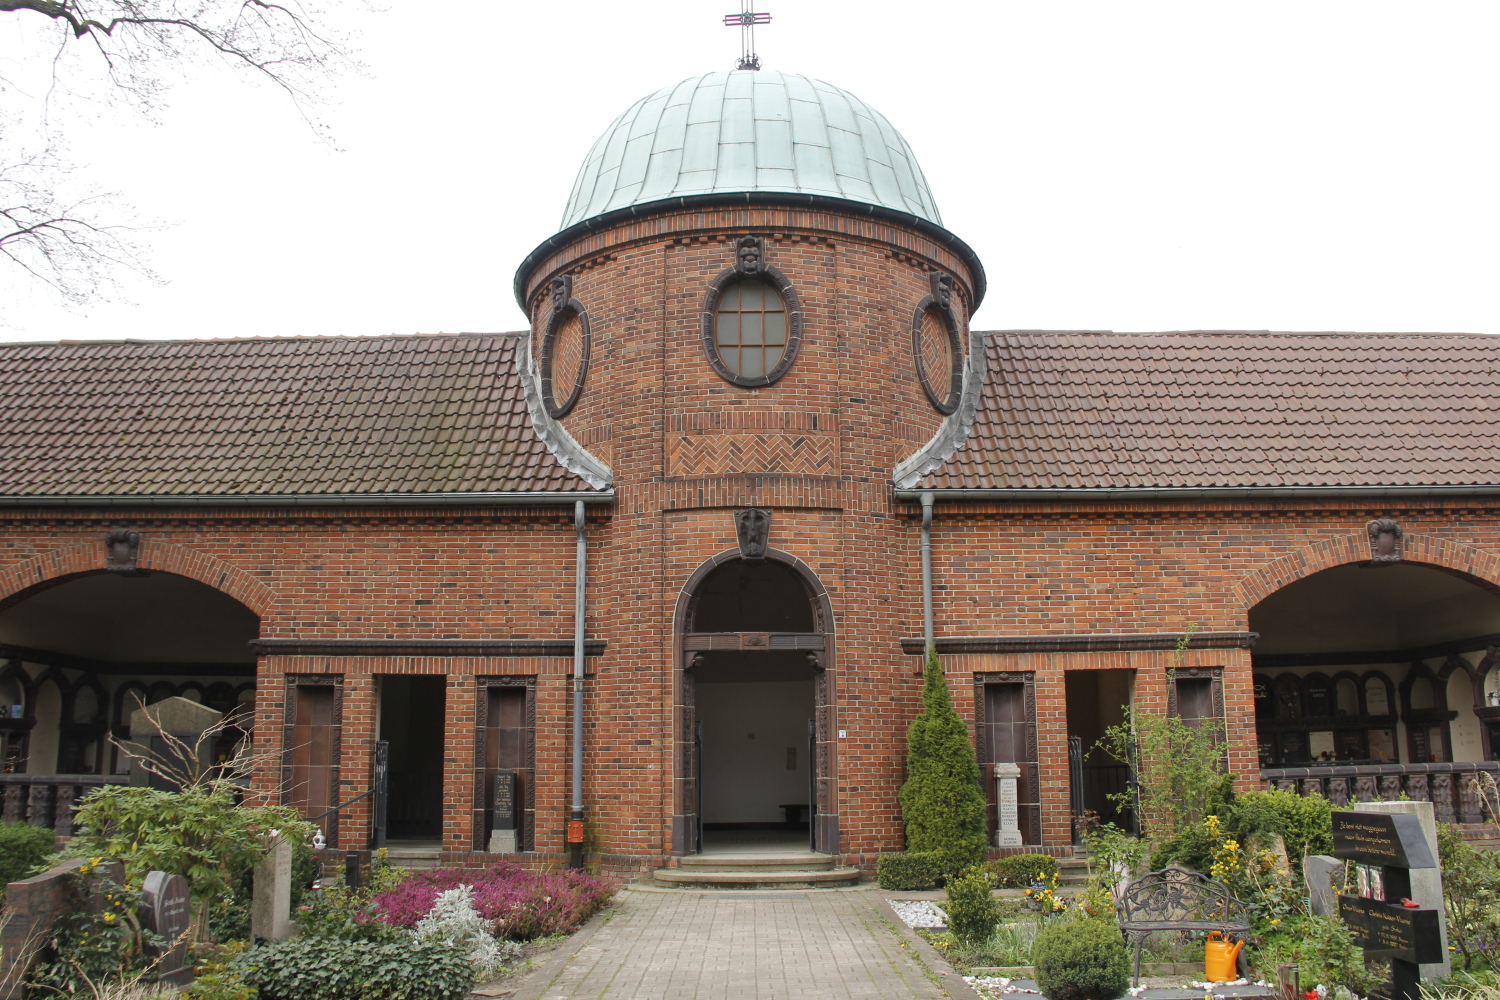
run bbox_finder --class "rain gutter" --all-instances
[895,485,1500,503]
[514,192,988,310]
[568,500,589,870]
[0,492,615,508]
[919,491,934,655]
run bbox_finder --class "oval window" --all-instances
[715,278,787,380]
[541,306,590,418]
[912,303,962,413]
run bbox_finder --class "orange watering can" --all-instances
[1204,931,1244,982]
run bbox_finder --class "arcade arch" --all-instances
[1248,561,1500,766]
[674,552,835,855]
[0,571,258,775]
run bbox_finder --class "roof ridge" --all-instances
[978,329,1499,339]
[0,332,527,349]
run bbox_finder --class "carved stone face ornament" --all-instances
[549,275,573,313]
[735,236,764,275]
[1367,518,1403,564]
[105,528,140,574]
[929,271,954,309]
[734,507,772,562]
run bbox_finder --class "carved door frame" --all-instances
[671,548,836,855]
[974,671,1040,846]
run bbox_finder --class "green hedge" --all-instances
[1033,916,1131,1000]
[0,820,55,897]
[983,853,1059,888]
[875,848,983,890]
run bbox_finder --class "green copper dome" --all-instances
[559,70,942,230]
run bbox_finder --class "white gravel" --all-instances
[887,899,947,929]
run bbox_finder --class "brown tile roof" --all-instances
[914,331,1500,491]
[0,334,600,498]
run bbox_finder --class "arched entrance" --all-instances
[1249,561,1500,767]
[673,551,835,855]
[0,570,258,779]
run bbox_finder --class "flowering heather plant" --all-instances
[372,864,615,940]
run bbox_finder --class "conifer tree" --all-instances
[898,645,989,860]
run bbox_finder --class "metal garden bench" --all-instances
[1117,868,1253,985]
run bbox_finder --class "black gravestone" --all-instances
[493,769,516,832]
[139,871,192,987]
[1330,810,1441,1000]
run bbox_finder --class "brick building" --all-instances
[1,69,1498,873]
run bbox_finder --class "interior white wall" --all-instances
[1448,668,1484,761]
[698,679,813,824]
[27,681,60,774]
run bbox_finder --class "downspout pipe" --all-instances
[568,501,587,869]
[920,491,935,655]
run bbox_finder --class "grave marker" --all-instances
[1302,854,1339,917]
[251,831,293,941]
[994,763,1023,847]
[1331,804,1448,1000]
[139,871,192,987]
[488,769,518,854]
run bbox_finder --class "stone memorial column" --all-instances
[251,831,293,941]
[994,762,1023,847]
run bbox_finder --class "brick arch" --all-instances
[0,539,276,618]
[1234,532,1500,611]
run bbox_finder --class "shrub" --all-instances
[945,870,999,944]
[1252,915,1381,996]
[1438,822,1500,969]
[897,647,988,863]
[0,819,55,895]
[235,933,474,1000]
[1032,915,1131,1000]
[413,886,522,981]
[876,851,942,890]
[1225,789,1332,874]
[371,864,614,940]
[984,853,1060,888]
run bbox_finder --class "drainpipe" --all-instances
[920,491,935,654]
[568,501,588,869]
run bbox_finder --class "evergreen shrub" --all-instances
[876,851,943,890]
[1225,789,1332,873]
[944,870,999,944]
[1032,916,1131,1000]
[0,819,54,894]
[898,647,988,863]
[984,853,1060,888]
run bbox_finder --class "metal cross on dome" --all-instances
[723,0,771,71]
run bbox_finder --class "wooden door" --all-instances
[290,686,336,822]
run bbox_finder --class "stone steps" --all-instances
[656,852,861,888]
[385,847,443,870]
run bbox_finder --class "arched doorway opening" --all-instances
[1249,562,1500,768]
[0,571,258,778]
[675,552,834,855]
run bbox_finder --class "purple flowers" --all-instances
[370,864,615,940]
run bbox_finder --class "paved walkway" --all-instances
[509,886,972,1000]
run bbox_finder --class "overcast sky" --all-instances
[1,1,1496,341]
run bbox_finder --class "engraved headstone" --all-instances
[127,697,223,791]
[1303,854,1340,917]
[994,762,1023,847]
[139,871,192,987]
[1354,800,1449,980]
[251,831,293,941]
[1332,803,1449,1000]
[488,769,518,854]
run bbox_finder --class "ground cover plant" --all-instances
[369,863,615,939]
